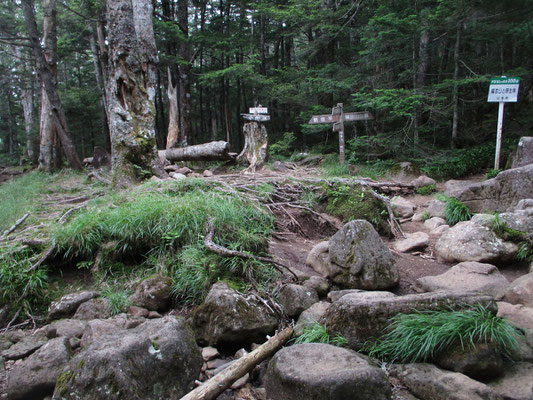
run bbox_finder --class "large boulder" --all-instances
[7,337,71,400]
[278,284,319,318]
[497,301,533,347]
[322,291,496,350]
[47,291,99,321]
[444,164,533,213]
[73,298,112,320]
[264,343,391,400]
[510,137,533,168]
[390,363,502,400]
[499,208,533,237]
[190,282,279,347]
[505,272,533,307]
[1,332,48,360]
[80,314,145,349]
[129,275,172,312]
[435,220,517,264]
[328,220,399,290]
[53,316,202,400]
[414,261,509,299]
[40,319,88,340]
[488,362,533,400]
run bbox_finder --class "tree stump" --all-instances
[237,121,268,173]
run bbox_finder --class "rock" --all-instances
[445,164,533,213]
[488,362,533,400]
[79,315,133,348]
[505,272,533,307]
[148,311,162,318]
[271,161,290,172]
[129,275,172,311]
[230,373,250,389]
[128,305,149,318]
[499,209,533,237]
[394,232,429,253]
[165,165,192,175]
[435,220,518,264]
[412,211,428,222]
[411,175,436,188]
[516,199,533,210]
[390,363,502,400]
[427,199,447,218]
[73,298,111,320]
[294,301,331,336]
[1,332,48,360]
[392,196,417,218]
[435,342,503,380]
[497,301,533,347]
[327,289,396,303]
[265,343,391,400]
[302,276,330,296]
[41,319,88,339]
[278,284,319,317]
[47,291,99,321]
[511,137,533,168]
[328,220,399,290]
[92,146,111,169]
[306,241,331,277]
[424,216,446,230]
[53,316,202,400]
[430,224,450,237]
[203,169,214,177]
[190,282,279,347]
[7,338,71,400]
[322,291,495,350]
[169,172,187,180]
[202,346,219,361]
[414,261,509,299]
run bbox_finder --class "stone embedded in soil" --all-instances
[1,332,48,360]
[504,272,533,308]
[278,284,319,318]
[430,224,450,237]
[73,298,111,320]
[394,232,430,253]
[488,362,533,400]
[411,175,436,188]
[427,199,446,218]
[129,275,172,312]
[392,196,417,218]
[265,343,391,400]
[47,291,99,322]
[497,301,533,347]
[294,301,331,336]
[424,216,446,231]
[302,276,330,296]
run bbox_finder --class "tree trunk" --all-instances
[237,122,268,173]
[163,141,233,161]
[104,0,166,187]
[451,21,462,148]
[178,0,191,146]
[22,0,83,171]
[89,24,109,148]
[166,67,179,148]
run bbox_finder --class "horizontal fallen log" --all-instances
[2,211,30,238]
[163,141,234,162]
[180,326,293,400]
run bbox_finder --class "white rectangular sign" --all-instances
[487,77,520,103]
[249,107,268,114]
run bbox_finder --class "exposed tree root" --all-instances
[2,211,30,238]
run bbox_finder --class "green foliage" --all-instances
[53,180,278,305]
[486,169,501,179]
[364,304,523,363]
[354,160,399,180]
[435,194,472,226]
[293,321,348,347]
[102,289,130,316]
[420,211,431,221]
[490,214,533,262]
[269,132,297,160]
[325,184,390,235]
[321,154,351,177]
[416,184,437,196]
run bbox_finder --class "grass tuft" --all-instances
[416,184,437,196]
[363,304,523,363]
[293,321,348,347]
[435,194,472,226]
[102,289,130,315]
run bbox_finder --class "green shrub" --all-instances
[269,132,296,160]
[102,289,130,315]
[420,211,431,221]
[355,160,399,180]
[325,184,390,235]
[321,154,351,177]
[293,321,348,347]
[485,169,501,179]
[435,194,472,226]
[416,184,437,195]
[364,304,523,363]
[491,214,533,262]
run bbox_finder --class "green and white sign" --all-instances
[487,77,520,102]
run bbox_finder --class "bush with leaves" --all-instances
[364,304,523,363]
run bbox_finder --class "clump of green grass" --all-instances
[364,304,522,363]
[435,194,472,226]
[293,321,348,347]
[321,154,351,177]
[420,211,431,221]
[490,213,533,262]
[102,289,130,315]
[416,184,437,196]
[485,169,501,179]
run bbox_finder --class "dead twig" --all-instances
[368,189,405,238]
[27,245,55,272]
[204,218,298,281]
[2,211,30,238]
[58,203,88,224]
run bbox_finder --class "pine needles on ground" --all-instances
[364,304,523,363]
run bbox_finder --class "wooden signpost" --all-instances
[239,105,270,172]
[308,103,374,163]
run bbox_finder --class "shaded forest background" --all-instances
[0,0,532,178]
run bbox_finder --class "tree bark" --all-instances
[451,21,462,148]
[237,122,268,173]
[166,67,179,148]
[163,141,233,161]
[21,0,83,171]
[89,24,109,148]
[178,0,192,146]
[104,0,167,187]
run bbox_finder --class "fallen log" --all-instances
[164,141,234,162]
[180,327,293,400]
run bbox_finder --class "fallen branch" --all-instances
[180,327,293,400]
[58,203,87,224]
[204,218,298,281]
[368,189,405,238]
[27,245,54,271]
[2,211,30,238]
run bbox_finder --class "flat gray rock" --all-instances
[394,232,429,253]
[488,362,533,400]
[47,291,99,321]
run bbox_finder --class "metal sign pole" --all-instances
[494,101,505,170]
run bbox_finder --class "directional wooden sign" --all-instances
[309,104,374,163]
[249,106,268,114]
[242,104,270,122]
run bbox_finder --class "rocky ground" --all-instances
[2,154,533,400]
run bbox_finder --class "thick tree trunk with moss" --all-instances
[237,122,268,173]
[104,0,166,187]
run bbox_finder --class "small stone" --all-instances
[411,175,436,188]
[427,199,447,218]
[230,373,249,390]
[169,172,187,180]
[207,358,230,370]
[412,211,428,222]
[148,311,162,319]
[203,170,213,177]
[392,196,417,218]
[394,232,430,253]
[235,348,248,359]
[127,306,149,318]
[424,217,446,230]
[202,346,220,361]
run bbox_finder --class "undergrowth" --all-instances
[364,304,522,363]
[321,154,351,177]
[435,194,472,226]
[491,214,533,262]
[416,184,437,195]
[293,321,348,347]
